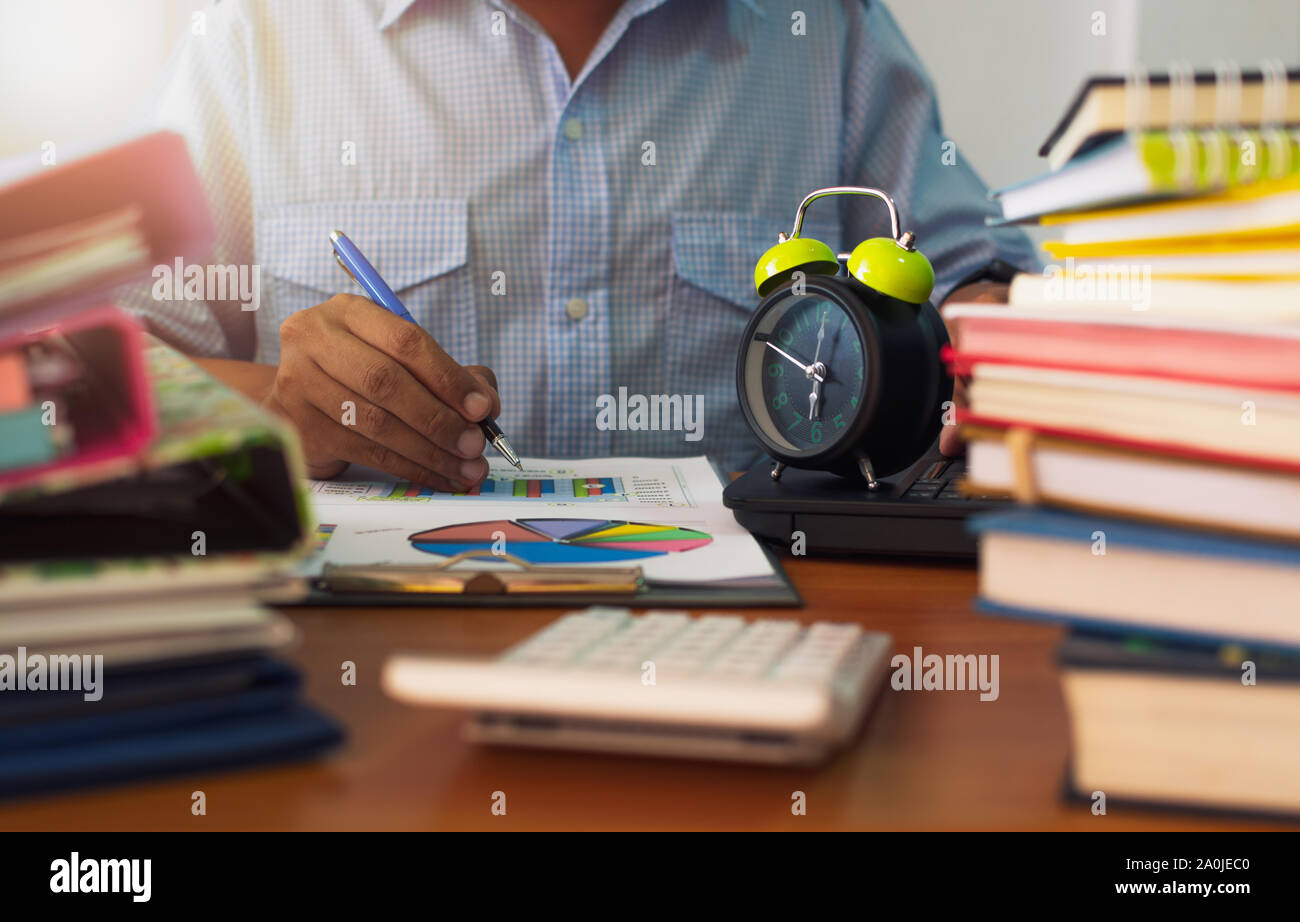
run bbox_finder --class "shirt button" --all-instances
[563,118,583,141]
[565,298,589,320]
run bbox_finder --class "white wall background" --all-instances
[0,0,1297,186]
[0,0,208,160]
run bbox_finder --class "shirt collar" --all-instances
[377,0,419,30]
[378,0,765,31]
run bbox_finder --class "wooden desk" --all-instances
[1,555,1294,831]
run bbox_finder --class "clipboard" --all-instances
[290,541,801,608]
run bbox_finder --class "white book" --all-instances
[977,518,1300,648]
[966,432,1300,540]
[1008,272,1300,323]
[968,362,1300,465]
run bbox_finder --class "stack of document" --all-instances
[0,595,341,798]
[0,134,342,798]
[948,68,1300,816]
[0,339,344,799]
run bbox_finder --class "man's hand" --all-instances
[264,294,500,489]
[938,280,1009,457]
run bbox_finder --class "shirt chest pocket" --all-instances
[666,212,840,466]
[256,199,477,366]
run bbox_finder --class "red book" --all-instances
[943,305,1300,392]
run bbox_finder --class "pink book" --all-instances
[0,132,213,494]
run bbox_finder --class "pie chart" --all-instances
[408,518,713,564]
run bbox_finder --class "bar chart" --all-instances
[317,475,628,502]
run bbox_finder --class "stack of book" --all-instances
[0,135,341,798]
[948,67,1300,816]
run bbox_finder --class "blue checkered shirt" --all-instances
[119,0,1037,471]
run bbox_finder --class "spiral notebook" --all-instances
[995,63,1300,221]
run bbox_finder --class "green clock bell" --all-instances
[736,186,951,489]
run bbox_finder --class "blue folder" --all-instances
[0,656,343,797]
[0,654,297,726]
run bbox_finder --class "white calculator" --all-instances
[382,607,893,766]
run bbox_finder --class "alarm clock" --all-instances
[736,186,952,488]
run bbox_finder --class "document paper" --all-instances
[302,456,777,586]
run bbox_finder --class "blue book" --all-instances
[0,656,342,798]
[0,702,342,798]
[0,656,299,737]
[968,508,1300,652]
[1059,628,1300,818]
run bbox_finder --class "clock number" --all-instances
[832,413,845,429]
[852,339,861,352]
[771,392,788,409]
[778,328,794,346]
[766,362,783,377]
[810,421,823,443]
[786,409,803,431]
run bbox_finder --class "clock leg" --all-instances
[857,455,881,491]
[770,461,786,482]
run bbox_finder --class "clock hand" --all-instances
[809,312,827,420]
[764,340,825,383]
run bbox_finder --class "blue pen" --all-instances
[329,230,521,469]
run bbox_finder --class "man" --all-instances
[123,0,1036,487]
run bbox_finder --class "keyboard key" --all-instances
[773,622,864,682]
[650,615,747,678]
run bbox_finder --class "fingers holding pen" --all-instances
[343,303,502,423]
[294,359,489,488]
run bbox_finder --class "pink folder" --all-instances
[0,132,214,494]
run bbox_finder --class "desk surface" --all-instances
[1,554,1295,831]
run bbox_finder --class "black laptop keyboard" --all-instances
[899,458,1002,503]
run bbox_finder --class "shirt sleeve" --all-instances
[840,0,1041,306]
[113,2,258,359]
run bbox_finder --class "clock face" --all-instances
[740,289,868,457]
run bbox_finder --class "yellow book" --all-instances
[1038,174,1300,245]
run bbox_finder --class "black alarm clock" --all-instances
[736,187,952,488]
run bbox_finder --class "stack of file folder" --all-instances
[0,598,340,797]
[0,133,341,798]
[946,66,1300,816]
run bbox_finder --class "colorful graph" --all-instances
[408,518,713,564]
[346,476,626,501]
[313,523,337,552]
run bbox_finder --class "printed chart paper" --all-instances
[303,456,776,585]
[309,458,696,507]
